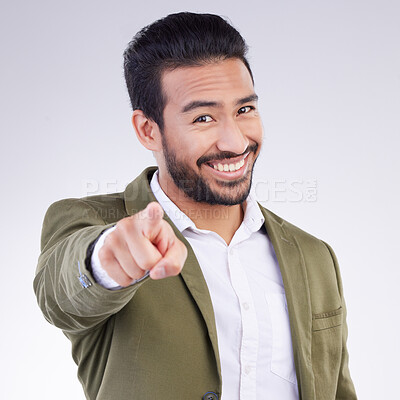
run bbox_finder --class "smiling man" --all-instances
[159,62,260,207]
[34,12,357,400]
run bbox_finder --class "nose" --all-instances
[216,118,249,155]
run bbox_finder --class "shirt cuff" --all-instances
[91,226,122,290]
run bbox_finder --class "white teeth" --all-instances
[211,158,245,172]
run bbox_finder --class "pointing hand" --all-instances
[98,202,188,286]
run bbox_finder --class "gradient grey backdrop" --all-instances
[1,0,399,398]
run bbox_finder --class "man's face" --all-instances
[158,58,263,206]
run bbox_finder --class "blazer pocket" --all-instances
[312,307,343,332]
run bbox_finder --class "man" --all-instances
[34,12,357,400]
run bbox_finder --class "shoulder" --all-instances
[259,204,331,254]
[258,204,343,307]
[41,192,128,252]
[45,167,157,225]
[45,192,127,224]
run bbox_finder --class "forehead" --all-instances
[161,59,255,108]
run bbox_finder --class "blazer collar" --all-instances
[124,167,159,215]
[260,206,315,399]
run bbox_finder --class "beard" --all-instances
[161,135,259,206]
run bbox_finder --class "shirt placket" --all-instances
[227,245,259,400]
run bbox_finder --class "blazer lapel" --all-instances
[260,206,316,400]
[124,167,222,385]
[177,238,223,385]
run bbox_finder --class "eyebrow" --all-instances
[181,93,258,114]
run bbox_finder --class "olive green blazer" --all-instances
[34,167,357,400]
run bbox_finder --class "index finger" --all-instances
[140,202,164,240]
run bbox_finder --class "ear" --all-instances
[131,110,162,151]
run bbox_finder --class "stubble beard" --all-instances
[161,135,259,206]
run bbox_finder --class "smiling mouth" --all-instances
[207,153,249,172]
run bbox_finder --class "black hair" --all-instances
[123,12,253,131]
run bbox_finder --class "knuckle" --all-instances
[140,258,157,271]
[164,256,183,274]
[169,261,183,276]
[104,231,118,247]
[116,217,135,234]
[119,276,133,288]
[98,246,112,264]
[124,262,141,278]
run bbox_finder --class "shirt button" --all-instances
[243,302,250,311]
[202,392,218,400]
[244,365,252,375]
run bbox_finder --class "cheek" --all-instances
[239,119,264,143]
[255,122,264,144]
[180,131,217,160]
[168,135,208,167]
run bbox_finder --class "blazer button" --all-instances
[202,392,218,400]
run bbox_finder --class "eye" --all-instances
[237,105,255,115]
[193,115,213,123]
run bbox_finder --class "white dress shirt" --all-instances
[92,171,299,399]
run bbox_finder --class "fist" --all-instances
[98,202,188,286]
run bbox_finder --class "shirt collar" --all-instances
[150,170,196,233]
[150,170,265,234]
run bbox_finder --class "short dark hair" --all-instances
[123,12,253,131]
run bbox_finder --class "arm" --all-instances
[323,241,357,399]
[34,198,187,335]
[33,198,144,334]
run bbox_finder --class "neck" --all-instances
[179,200,244,245]
[158,174,244,245]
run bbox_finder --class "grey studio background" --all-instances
[0,0,399,399]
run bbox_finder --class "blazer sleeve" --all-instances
[33,198,149,335]
[323,241,357,399]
